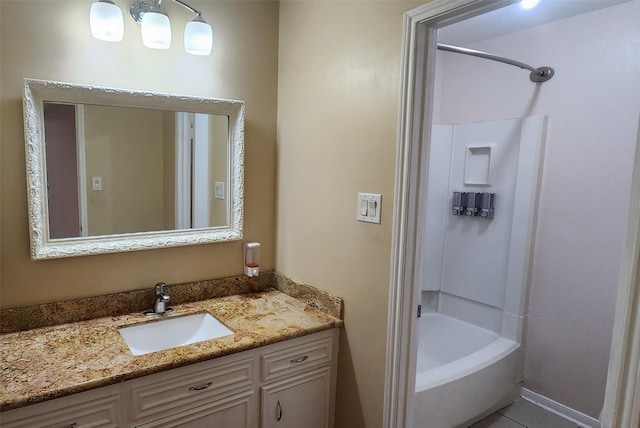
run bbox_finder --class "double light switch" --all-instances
[357,193,382,224]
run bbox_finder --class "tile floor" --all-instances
[469,398,582,428]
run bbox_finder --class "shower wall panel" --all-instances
[421,117,545,335]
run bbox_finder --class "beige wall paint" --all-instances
[162,111,176,230]
[277,2,421,427]
[84,105,165,235]
[0,0,278,307]
[209,115,229,227]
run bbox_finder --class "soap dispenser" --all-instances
[243,242,261,277]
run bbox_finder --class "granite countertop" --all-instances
[0,289,343,412]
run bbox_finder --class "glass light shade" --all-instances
[90,0,124,42]
[141,11,171,49]
[184,18,213,56]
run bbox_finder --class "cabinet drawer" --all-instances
[135,389,256,428]
[0,393,120,428]
[128,355,256,423]
[261,333,334,382]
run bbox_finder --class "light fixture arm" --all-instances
[130,0,203,23]
[171,0,202,17]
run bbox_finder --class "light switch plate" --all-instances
[214,182,225,200]
[92,176,102,191]
[357,193,382,224]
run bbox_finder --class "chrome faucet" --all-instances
[146,282,172,315]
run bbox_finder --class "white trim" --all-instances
[385,2,640,428]
[75,104,88,237]
[600,116,640,428]
[192,113,210,228]
[521,388,600,428]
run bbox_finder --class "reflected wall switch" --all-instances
[214,182,225,200]
[92,176,102,191]
[357,193,382,224]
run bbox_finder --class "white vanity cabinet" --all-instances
[127,353,258,428]
[0,329,338,428]
[261,367,333,428]
[260,332,337,428]
[0,385,122,428]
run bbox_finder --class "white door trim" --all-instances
[384,2,640,428]
[75,104,88,237]
[601,117,640,428]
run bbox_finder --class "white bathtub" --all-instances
[414,312,522,428]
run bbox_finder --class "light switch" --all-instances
[357,193,382,224]
[92,176,102,191]
[368,200,377,217]
[360,199,369,216]
[214,182,225,200]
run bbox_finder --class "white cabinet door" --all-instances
[261,367,331,428]
[136,390,256,428]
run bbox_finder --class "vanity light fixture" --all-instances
[89,0,213,56]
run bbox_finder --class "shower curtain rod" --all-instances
[437,43,554,83]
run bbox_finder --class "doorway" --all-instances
[384,1,640,427]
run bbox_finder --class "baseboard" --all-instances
[520,388,601,428]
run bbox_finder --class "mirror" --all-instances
[23,79,245,260]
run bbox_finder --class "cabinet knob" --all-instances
[276,400,283,421]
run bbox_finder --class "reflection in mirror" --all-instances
[43,103,229,238]
[24,79,244,260]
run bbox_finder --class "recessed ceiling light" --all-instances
[521,0,540,10]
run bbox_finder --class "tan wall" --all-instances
[209,114,229,227]
[0,0,278,307]
[84,105,165,235]
[162,111,176,230]
[276,2,421,427]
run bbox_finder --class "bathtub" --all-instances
[414,312,522,428]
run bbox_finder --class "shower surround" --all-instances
[414,116,546,427]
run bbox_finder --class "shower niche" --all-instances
[464,145,492,185]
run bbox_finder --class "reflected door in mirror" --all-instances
[44,103,81,238]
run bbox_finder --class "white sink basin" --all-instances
[118,312,234,356]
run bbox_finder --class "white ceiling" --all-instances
[438,0,632,46]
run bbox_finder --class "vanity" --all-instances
[0,283,343,428]
[2,80,343,426]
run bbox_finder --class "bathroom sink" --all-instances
[118,312,234,356]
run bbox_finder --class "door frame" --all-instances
[383,1,640,427]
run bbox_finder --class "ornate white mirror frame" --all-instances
[23,78,244,260]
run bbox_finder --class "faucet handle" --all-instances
[155,282,166,294]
